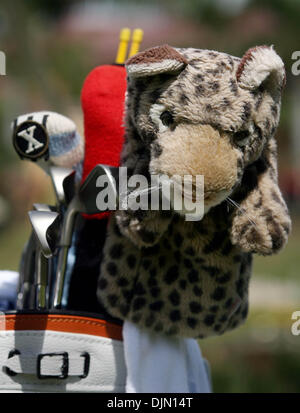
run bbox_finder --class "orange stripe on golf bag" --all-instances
[2,314,123,341]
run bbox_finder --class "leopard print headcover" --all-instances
[97,45,291,338]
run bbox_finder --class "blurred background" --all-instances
[0,0,299,392]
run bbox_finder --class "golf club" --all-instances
[49,166,74,208]
[52,164,119,309]
[17,204,57,309]
[17,232,36,310]
[33,203,56,212]
[12,112,83,310]
[28,210,60,309]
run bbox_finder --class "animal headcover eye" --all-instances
[234,130,250,147]
[160,111,174,127]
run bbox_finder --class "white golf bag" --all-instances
[0,111,126,392]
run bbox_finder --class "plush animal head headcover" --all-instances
[97,45,291,338]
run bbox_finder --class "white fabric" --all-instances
[123,320,211,393]
[0,271,18,309]
[0,330,126,393]
[0,271,18,300]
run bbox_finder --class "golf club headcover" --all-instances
[97,44,291,338]
[80,64,127,219]
[12,111,84,175]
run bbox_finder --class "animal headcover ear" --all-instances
[236,45,285,90]
[125,44,188,78]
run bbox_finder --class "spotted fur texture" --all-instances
[97,45,291,338]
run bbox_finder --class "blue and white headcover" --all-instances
[12,111,84,175]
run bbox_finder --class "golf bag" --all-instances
[0,61,128,392]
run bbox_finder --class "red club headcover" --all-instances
[81,64,127,219]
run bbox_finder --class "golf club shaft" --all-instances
[17,232,36,309]
[35,248,49,309]
[52,200,79,308]
[52,246,69,308]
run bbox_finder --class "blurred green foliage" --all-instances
[202,308,300,392]
[253,219,300,281]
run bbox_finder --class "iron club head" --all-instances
[28,210,60,258]
[49,166,74,206]
[78,164,119,214]
[33,203,56,212]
